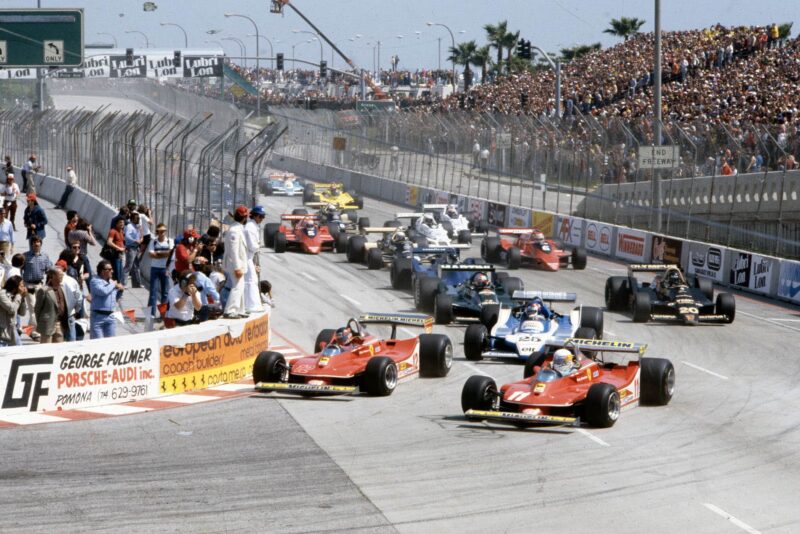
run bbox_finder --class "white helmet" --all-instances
[423,213,438,228]
[326,203,336,212]
[552,348,576,376]
[392,231,407,243]
[446,204,458,218]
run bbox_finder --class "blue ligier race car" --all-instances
[463,291,604,362]
[259,172,305,196]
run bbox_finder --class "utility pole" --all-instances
[653,0,663,232]
[438,37,441,71]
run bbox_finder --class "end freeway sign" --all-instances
[638,145,680,169]
[0,9,83,67]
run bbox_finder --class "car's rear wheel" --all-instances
[416,276,440,312]
[419,334,452,377]
[442,221,454,239]
[506,246,521,270]
[263,182,274,196]
[434,293,454,324]
[481,236,500,262]
[383,219,402,229]
[585,382,620,428]
[366,248,383,269]
[461,375,498,417]
[274,232,287,253]
[572,247,588,270]
[464,324,488,361]
[605,276,630,311]
[715,293,735,323]
[314,328,337,353]
[302,183,315,203]
[362,357,397,396]
[357,217,370,230]
[502,277,524,298]
[413,236,428,248]
[631,290,651,323]
[695,277,714,300]
[335,232,349,253]
[264,223,281,248]
[346,235,366,263]
[579,306,604,337]
[253,351,286,384]
[479,304,499,329]
[523,351,548,378]
[457,229,472,244]
[292,208,308,216]
[327,223,341,239]
[640,357,675,406]
[573,327,597,341]
[390,257,413,290]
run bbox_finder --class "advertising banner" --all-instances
[531,212,554,236]
[0,339,159,414]
[487,202,507,227]
[434,190,450,204]
[730,252,774,294]
[110,55,146,78]
[651,235,683,265]
[585,221,612,255]
[159,314,269,394]
[0,67,37,79]
[615,228,648,262]
[729,252,751,288]
[467,198,485,222]
[778,260,800,304]
[405,185,418,206]
[556,216,583,247]
[687,243,725,282]
[146,54,182,78]
[507,206,531,228]
[183,56,223,78]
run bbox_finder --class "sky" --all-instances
[25,0,799,71]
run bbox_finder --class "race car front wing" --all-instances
[465,409,579,427]
[255,382,358,396]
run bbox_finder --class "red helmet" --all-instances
[472,272,490,289]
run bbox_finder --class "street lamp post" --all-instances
[291,39,313,65]
[222,37,246,65]
[292,29,323,63]
[427,22,456,91]
[225,13,261,116]
[160,22,189,48]
[248,34,274,69]
[125,30,151,49]
[97,32,118,48]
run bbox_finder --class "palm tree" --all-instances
[603,17,646,41]
[559,42,602,62]
[502,30,521,73]
[484,20,509,74]
[778,22,793,40]
[448,40,478,92]
[471,45,492,84]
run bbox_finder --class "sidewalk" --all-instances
[14,195,149,342]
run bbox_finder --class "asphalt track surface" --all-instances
[4,94,798,533]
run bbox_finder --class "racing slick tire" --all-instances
[473,220,489,234]
[457,229,472,244]
[578,307,604,337]
[367,248,383,270]
[335,232,349,254]
[363,357,398,396]
[585,382,621,428]
[631,290,651,323]
[695,277,714,300]
[346,235,366,263]
[715,293,736,323]
[264,223,281,248]
[261,182,274,196]
[314,329,337,353]
[302,183,315,203]
[274,232,287,253]
[506,247,521,270]
[523,352,549,378]
[292,207,309,216]
[350,192,364,209]
[390,257,413,290]
[640,358,675,406]
[416,276,440,312]
[434,293,454,324]
[383,219,402,229]
[571,247,588,270]
[419,334,453,378]
[573,327,597,341]
[495,272,509,282]
[357,217,370,230]
[413,236,429,248]
[461,375,498,416]
[479,304,500,329]
[327,224,342,240]
[604,276,630,311]
[481,236,501,263]
[442,221,454,239]
[502,277,524,298]
[253,351,286,384]
[464,324,488,361]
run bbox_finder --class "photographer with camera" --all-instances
[165,270,203,326]
[174,228,202,273]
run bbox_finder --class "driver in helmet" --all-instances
[391,230,407,247]
[444,204,459,221]
[471,272,492,290]
[330,185,342,196]
[551,348,580,376]
[518,300,550,334]
[283,174,294,187]
[531,229,546,245]
[321,203,339,221]
[656,268,683,298]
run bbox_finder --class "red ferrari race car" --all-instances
[481,228,587,271]
[461,338,674,428]
[253,313,452,397]
[263,213,347,254]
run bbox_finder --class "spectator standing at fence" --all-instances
[124,212,143,288]
[202,225,225,257]
[106,218,126,284]
[68,218,96,258]
[223,205,249,319]
[55,165,78,209]
[147,223,172,318]
[63,210,78,244]
[34,267,68,344]
[3,174,19,231]
[60,242,90,290]
[23,194,47,247]
[3,155,12,177]
[198,236,223,265]
[110,205,130,230]
[0,208,14,260]
[472,140,481,168]
[89,260,124,339]
[175,228,201,273]
[165,270,202,326]
[22,236,52,340]
[0,275,26,347]
[137,204,152,258]
[480,147,490,172]
[56,260,82,342]
[244,205,265,314]
[21,154,39,194]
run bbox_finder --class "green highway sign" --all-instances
[0,9,84,67]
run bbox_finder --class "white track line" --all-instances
[576,428,610,447]
[604,330,617,337]
[300,272,317,282]
[462,362,494,379]
[341,295,361,307]
[738,310,800,333]
[766,318,800,322]
[703,503,761,534]
[682,361,729,380]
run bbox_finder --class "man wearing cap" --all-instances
[56,165,78,210]
[3,174,19,231]
[223,205,249,319]
[174,227,202,273]
[244,205,265,313]
[23,194,47,248]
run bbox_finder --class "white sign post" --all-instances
[0,41,7,64]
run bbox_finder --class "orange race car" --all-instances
[481,228,587,271]
[263,213,347,254]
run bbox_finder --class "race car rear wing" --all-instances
[512,291,577,302]
[281,214,320,221]
[628,264,680,272]
[360,226,402,234]
[305,202,359,210]
[440,264,495,272]
[414,245,470,255]
[421,204,448,210]
[358,312,434,335]
[547,338,647,354]
[395,212,424,219]
[312,182,343,190]
[497,228,536,235]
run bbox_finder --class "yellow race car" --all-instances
[303,182,364,209]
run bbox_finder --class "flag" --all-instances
[123,309,137,323]
[143,2,157,12]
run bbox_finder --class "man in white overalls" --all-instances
[244,205,265,313]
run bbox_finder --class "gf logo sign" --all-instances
[3,357,53,411]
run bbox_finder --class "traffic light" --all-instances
[276,52,284,71]
[173,50,181,68]
[319,60,327,78]
[517,39,532,60]
[126,48,134,66]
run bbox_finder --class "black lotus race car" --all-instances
[605,264,735,325]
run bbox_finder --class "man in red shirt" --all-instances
[174,228,202,273]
